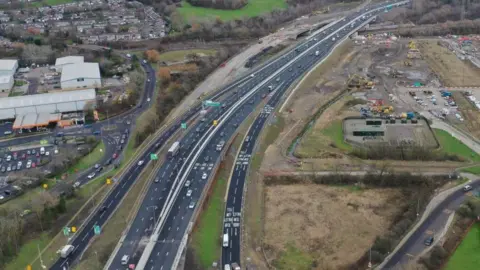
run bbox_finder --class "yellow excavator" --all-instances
[408,40,416,50]
[404,60,412,66]
[347,74,374,90]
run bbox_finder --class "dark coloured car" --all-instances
[96,167,103,173]
[424,236,434,246]
[100,205,107,213]
[104,158,112,166]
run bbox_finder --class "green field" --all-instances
[433,129,480,162]
[178,0,287,22]
[191,178,227,268]
[273,244,314,270]
[322,120,352,151]
[31,0,75,7]
[445,223,480,270]
[461,165,480,175]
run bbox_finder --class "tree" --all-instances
[157,67,171,83]
[144,49,160,63]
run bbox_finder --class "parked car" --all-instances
[463,185,473,192]
[424,236,434,246]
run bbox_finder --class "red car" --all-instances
[112,153,118,159]
[31,162,36,168]
[21,153,26,159]
[36,152,40,157]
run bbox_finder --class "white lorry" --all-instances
[60,245,75,258]
[168,141,180,157]
[223,233,229,248]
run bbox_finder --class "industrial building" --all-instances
[60,62,101,90]
[0,59,18,76]
[55,56,84,72]
[0,74,13,93]
[0,89,96,123]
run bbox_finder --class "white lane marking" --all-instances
[108,200,113,208]
[234,187,237,194]
[115,191,120,198]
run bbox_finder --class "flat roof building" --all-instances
[0,59,18,76]
[0,89,96,120]
[60,62,101,90]
[55,56,84,72]
[0,74,13,93]
[13,112,61,130]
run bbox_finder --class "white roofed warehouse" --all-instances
[60,62,101,90]
[0,59,18,76]
[55,56,84,72]
[0,89,96,121]
[0,74,14,93]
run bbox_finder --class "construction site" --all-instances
[241,32,480,270]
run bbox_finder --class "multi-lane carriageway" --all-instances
[131,1,411,270]
[50,1,410,269]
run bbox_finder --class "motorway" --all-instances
[110,1,412,270]
[382,180,480,269]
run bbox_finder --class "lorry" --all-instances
[440,90,452,97]
[223,233,229,248]
[60,245,75,258]
[406,112,415,119]
[168,141,180,157]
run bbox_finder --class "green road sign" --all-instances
[94,225,101,235]
[181,123,187,129]
[63,227,70,236]
[40,140,48,145]
[150,153,158,160]
[204,100,221,107]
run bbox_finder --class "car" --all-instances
[6,155,11,161]
[32,149,36,155]
[185,180,191,187]
[96,167,103,173]
[31,162,36,168]
[121,134,127,140]
[202,172,208,180]
[73,182,81,188]
[94,164,100,169]
[11,165,16,171]
[21,153,26,159]
[26,161,32,169]
[112,153,118,159]
[250,74,255,78]
[3,130,12,135]
[137,160,144,166]
[189,201,196,209]
[120,139,125,144]
[116,145,123,151]
[87,172,96,179]
[220,132,225,137]
[4,190,11,196]
[154,177,160,183]
[0,195,4,200]
[17,161,22,167]
[126,120,131,125]
[147,97,151,102]
[45,151,50,156]
[204,156,210,162]
[100,205,107,213]
[12,152,17,159]
[424,236,434,246]
[463,185,473,192]
[0,167,5,173]
[36,152,40,157]
[186,189,192,197]
[121,255,130,265]
[105,158,112,166]
[6,165,11,172]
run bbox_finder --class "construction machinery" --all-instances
[408,40,416,50]
[347,74,375,90]
[404,60,412,66]
[372,105,394,114]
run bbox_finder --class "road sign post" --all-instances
[204,100,221,107]
[181,122,187,129]
[63,227,70,237]
[150,153,158,160]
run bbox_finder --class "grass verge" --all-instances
[460,165,480,175]
[321,120,352,152]
[5,172,115,270]
[177,0,287,22]
[67,141,105,174]
[31,0,74,7]
[273,243,314,270]
[158,49,217,62]
[445,223,480,270]
[433,129,480,162]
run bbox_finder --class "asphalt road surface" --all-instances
[130,2,411,270]
[382,181,480,269]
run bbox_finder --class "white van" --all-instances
[121,254,130,265]
[60,245,75,258]
[224,264,231,270]
[40,147,45,155]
